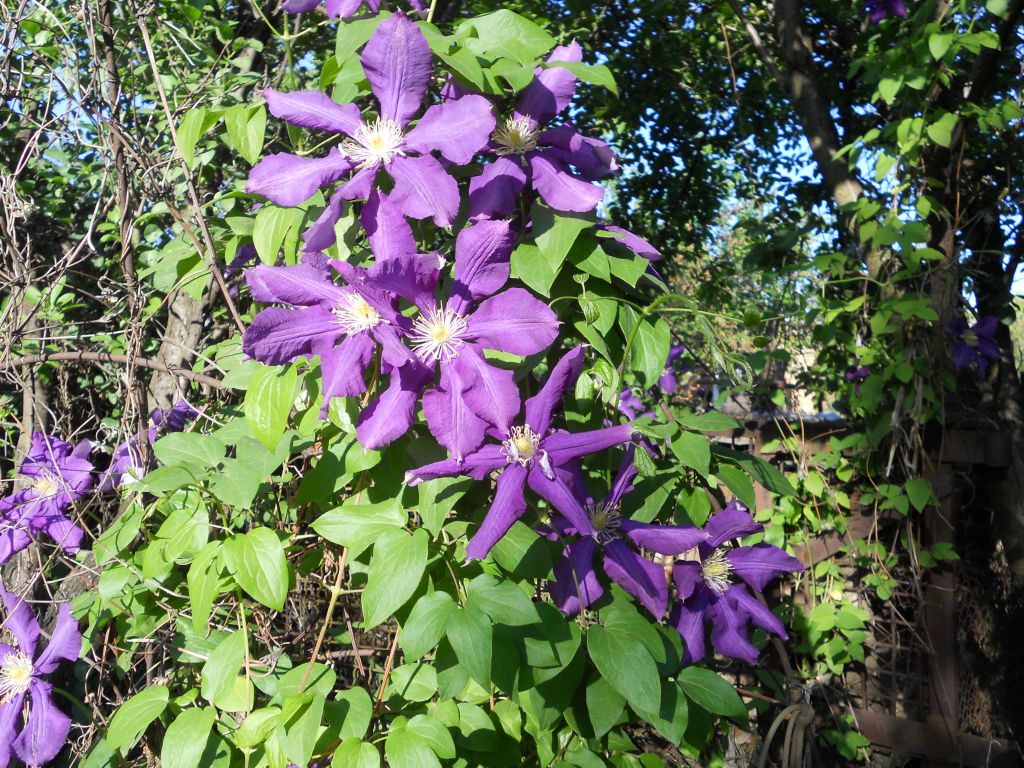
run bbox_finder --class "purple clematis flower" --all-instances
[99,401,201,492]
[536,448,706,619]
[0,434,92,565]
[281,0,423,19]
[670,500,803,666]
[865,0,907,21]
[0,585,81,767]
[468,42,617,218]
[948,315,1000,378]
[407,346,635,559]
[658,344,687,395]
[243,193,438,448]
[248,12,495,229]
[844,364,871,396]
[341,214,559,459]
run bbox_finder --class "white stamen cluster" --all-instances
[701,548,734,595]
[502,425,541,466]
[332,292,385,334]
[962,329,979,348]
[0,651,33,702]
[30,474,59,499]
[341,118,406,168]
[493,116,540,156]
[587,501,622,544]
[409,304,469,362]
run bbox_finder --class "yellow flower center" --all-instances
[503,425,542,466]
[333,292,384,334]
[494,116,540,156]
[409,304,469,362]
[962,329,979,348]
[30,475,59,498]
[0,651,33,702]
[701,548,734,595]
[587,501,622,544]
[341,118,406,168]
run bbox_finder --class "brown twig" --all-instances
[298,548,348,693]
[373,629,401,715]
[1,351,225,389]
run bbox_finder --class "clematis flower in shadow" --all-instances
[947,315,1000,378]
[865,0,907,22]
[243,193,438,447]
[0,434,92,565]
[0,585,81,767]
[407,346,634,559]
[248,12,494,229]
[535,447,706,619]
[844,364,871,396]
[670,500,803,666]
[657,344,687,395]
[468,42,617,218]
[342,215,559,459]
[99,400,201,492]
[281,0,423,19]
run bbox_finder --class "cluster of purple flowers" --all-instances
[865,0,908,22]
[243,11,802,666]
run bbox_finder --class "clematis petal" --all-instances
[550,538,602,616]
[542,424,634,467]
[603,539,668,619]
[325,0,378,18]
[704,500,762,548]
[357,361,433,449]
[671,595,710,666]
[0,526,32,567]
[361,12,432,127]
[246,148,352,207]
[606,447,638,507]
[404,94,496,164]
[620,519,705,556]
[601,225,662,261]
[246,263,343,307]
[302,189,348,255]
[45,516,84,555]
[264,89,364,135]
[405,443,506,486]
[467,288,560,356]
[515,41,583,125]
[452,345,520,435]
[726,543,804,593]
[318,333,374,404]
[371,324,414,369]
[449,219,515,314]
[468,157,527,219]
[336,165,379,202]
[13,679,72,768]
[0,586,39,657]
[388,154,461,227]
[423,362,489,461]
[362,190,417,263]
[365,254,439,311]
[243,306,344,365]
[33,603,81,675]
[466,463,528,560]
[281,0,320,11]
[672,560,704,602]
[727,586,788,640]
[529,152,605,213]
[0,698,21,768]
[527,468,594,536]
[524,346,583,436]
[708,595,759,665]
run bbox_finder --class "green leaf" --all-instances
[512,206,591,295]
[466,574,539,626]
[584,673,626,738]
[280,692,325,766]
[715,464,755,509]
[152,432,226,471]
[544,60,618,94]
[333,739,380,768]
[676,667,748,721]
[619,307,670,388]
[400,591,456,659]
[201,631,247,707]
[926,112,958,148]
[587,624,660,715]
[176,108,210,169]
[670,431,711,477]
[904,477,933,512]
[225,104,267,165]
[676,411,740,432]
[245,362,297,451]
[713,445,797,496]
[362,528,428,628]
[460,10,556,65]
[253,205,305,265]
[388,663,438,702]
[928,32,953,60]
[416,477,471,536]
[334,687,373,740]
[407,714,456,759]
[107,686,169,753]
[446,604,493,687]
[385,723,441,768]
[187,541,223,633]
[224,527,289,611]
[161,707,216,768]
[312,499,406,557]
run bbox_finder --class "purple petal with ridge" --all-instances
[529,152,604,213]
[550,538,602,616]
[282,0,320,11]
[542,424,633,467]
[620,519,705,556]
[524,346,583,436]
[361,12,432,127]
[246,263,343,307]
[726,543,803,593]
[243,306,343,365]
[727,585,787,639]
[452,345,519,435]
[515,41,582,125]
[527,467,594,536]
[33,603,81,674]
[302,189,347,255]
[246,148,352,207]
[671,591,711,665]
[388,153,461,227]
[406,443,506,486]
[423,362,488,461]
[603,539,668,619]
[449,219,514,313]
[318,332,374,402]
[467,288,559,356]
[325,0,378,17]
[362,190,417,263]
[708,596,759,665]
[465,463,528,559]
[0,699,20,768]
[405,94,495,164]
[468,157,526,219]
[13,679,72,768]
[672,560,704,602]
[0,585,39,657]
[356,361,432,448]
[265,89,363,135]
[704,500,762,548]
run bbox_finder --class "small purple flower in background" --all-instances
[537,447,706,619]
[0,585,81,767]
[407,346,635,559]
[99,401,201,492]
[0,434,92,565]
[948,315,1000,378]
[616,343,686,419]
[658,344,687,395]
[670,500,803,666]
[844,364,871,395]
[469,42,618,218]
[865,0,907,22]
[339,215,559,459]
[617,388,650,421]
[280,0,423,19]
[248,12,494,229]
